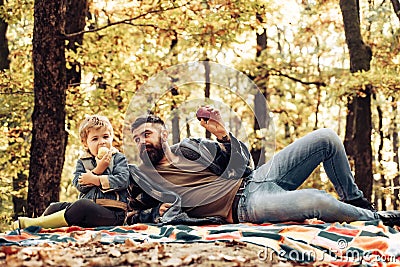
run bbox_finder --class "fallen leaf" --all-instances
[150,244,159,262]
[109,248,121,257]
[124,238,137,247]
[182,254,201,265]
[0,246,20,255]
[160,257,183,266]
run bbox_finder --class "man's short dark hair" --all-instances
[131,114,166,132]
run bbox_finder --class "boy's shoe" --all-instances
[377,211,400,227]
[345,197,376,212]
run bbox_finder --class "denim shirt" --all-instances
[126,132,253,224]
[73,149,130,210]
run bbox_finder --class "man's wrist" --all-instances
[216,133,230,143]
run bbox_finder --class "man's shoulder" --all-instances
[128,164,140,172]
[173,137,215,147]
[170,137,214,153]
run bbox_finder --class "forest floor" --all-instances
[1,239,311,267]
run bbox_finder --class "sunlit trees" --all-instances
[0,0,399,228]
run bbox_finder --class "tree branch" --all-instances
[62,2,190,38]
[269,68,327,87]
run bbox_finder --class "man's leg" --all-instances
[237,185,376,223]
[65,199,125,227]
[252,128,363,202]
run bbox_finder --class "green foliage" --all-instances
[0,0,34,230]
[0,70,33,230]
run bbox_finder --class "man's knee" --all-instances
[313,128,343,155]
[317,128,341,144]
[312,191,339,210]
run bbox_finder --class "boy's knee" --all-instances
[42,202,70,216]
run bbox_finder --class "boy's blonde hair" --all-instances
[79,115,114,145]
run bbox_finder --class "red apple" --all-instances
[196,107,211,121]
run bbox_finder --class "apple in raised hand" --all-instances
[196,107,211,121]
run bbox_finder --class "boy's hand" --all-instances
[93,150,112,174]
[78,170,99,186]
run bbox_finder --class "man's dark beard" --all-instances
[139,143,165,166]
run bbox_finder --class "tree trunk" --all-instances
[168,35,180,145]
[390,0,400,22]
[204,59,211,139]
[171,85,180,145]
[65,0,87,87]
[64,0,87,136]
[171,113,180,144]
[252,89,267,167]
[344,99,356,161]
[354,87,373,200]
[251,14,268,167]
[390,2,400,208]
[0,0,10,70]
[376,98,386,210]
[392,98,399,209]
[340,0,373,201]
[28,1,67,217]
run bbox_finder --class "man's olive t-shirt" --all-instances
[139,156,242,218]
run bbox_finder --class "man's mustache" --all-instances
[140,144,156,153]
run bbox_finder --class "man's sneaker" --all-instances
[345,197,376,212]
[377,211,400,227]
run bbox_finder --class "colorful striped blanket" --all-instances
[1,220,400,266]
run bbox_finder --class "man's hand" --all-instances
[198,106,230,141]
[159,203,172,216]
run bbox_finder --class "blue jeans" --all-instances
[237,129,378,223]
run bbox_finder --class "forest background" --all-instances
[0,0,400,232]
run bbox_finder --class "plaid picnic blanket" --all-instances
[1,220,400,266]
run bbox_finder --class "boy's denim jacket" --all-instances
[73,147,130,211]
[126,133,253,225]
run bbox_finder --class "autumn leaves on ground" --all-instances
[0,239,298,267]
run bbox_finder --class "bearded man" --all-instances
[126,107,400,227]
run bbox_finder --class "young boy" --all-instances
[12,115,130,229]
